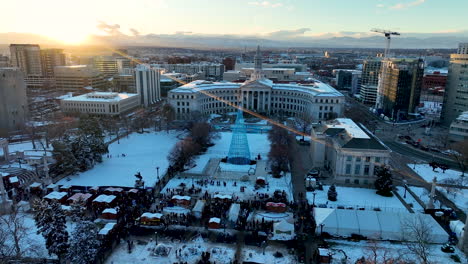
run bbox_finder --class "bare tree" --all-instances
[294,113,313,141]
[167,138,200,172]
[450,140,468,177]
[401,215,433,264]
[161,103,175,132]
[0,203,35,258]
[360,240,405,264]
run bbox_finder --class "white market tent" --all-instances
[314,208,448,243]
[228,203,241,223]
[192,200,206,219]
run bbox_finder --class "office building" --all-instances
[359,59,382,105]
[40,49,66,77]
[114,74,135,93]
[449,111,468,142]
[310,118,390,186]
[61,92,139,116]
[441,43,468,126]
[380,58,424,119]
[9,44,43,76]
[54,65,106,93]
[223,67,313,82]
[0,68,29,136]
[135,64,161,107]
[93,56,118,78]
[334,69,362,94]
[155,63,224,81]
[0,56,9,67]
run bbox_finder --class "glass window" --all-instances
[345,164,351,174]
[354,179,360,184]
[354,165,361,175]
[345,179,350,184]
[364,165,370,175]
[346,156,352,161]
[356,157,361,162]
[365,157,371,162]
[375,157,381,163]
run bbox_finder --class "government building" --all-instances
[168,47,344,120]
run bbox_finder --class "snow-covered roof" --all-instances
[192,200,206,213]
[209,217,221,224]
[326,118,370,139]
[102,208,118,215]
[99,223,116,235]
[44,191,67,200]
[105,187,124,193]
[228,203,241,222]
[68,193,93,202]
[62,92,138,103]
[163,206,190,215]
[214,194,232,200]
[9,176,19,183]
[29,182,42,188]
[456,111,468,122]
[141,212,163,219]
[93,195,116,203]
[172,195,191,201]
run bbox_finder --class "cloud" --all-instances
[376,4,385,8]
[390,0,426,10]
[175,31,193,35]
[266,28,311,38]
[97,21,123,36]
[129,28,140,36]
[248,1,283,8]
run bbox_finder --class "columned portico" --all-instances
[0,138,9,161]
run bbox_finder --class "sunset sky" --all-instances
[2,0,467,44]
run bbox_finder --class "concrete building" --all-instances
[0,56,9,67]
[155,63,224,81]
[235,62,307,72]
[135,64,161,107]
[223,68,313,82]
[114,74,135,93]
[449,111,468,142]
[359,58,382,105]
[380,58,424,119]
[9,44,42,76]
[60,92,139,116]
[40,49,66,77]
[0,68,29,136]
[441,43,468,126]
[310,118,390,186]
[54,65,106,93]
[168,46,344,120]
[334,69,362,94]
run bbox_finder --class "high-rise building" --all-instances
[154,63,225,81]
[135,64,161,107]
[359,58,382,105]
[40,49,66,77]
[380,58,424,119]
[0,68,29,136]
[0,56,9,67]
[9,44,43,76]
[93,56,118,78]
[441,43,468,126]
[54,65,106,93]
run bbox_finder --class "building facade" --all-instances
[155,63,224,81]
[40,49,66,77]
[54,65,106,93]
[0,68,29,136]
[93,56,118,78]
[310,118,390,186]
[168,47,344,120]
[223,68,313,82]
[380,58,424,119]
[441,43,468,126]
[135,64,161,107]
[359,58,382,105]
[9,44,43,76]
[449,111,468,142]
[61,92,139,116]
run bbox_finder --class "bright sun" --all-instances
[50,32,88,45]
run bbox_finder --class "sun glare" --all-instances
[51,32,88,45]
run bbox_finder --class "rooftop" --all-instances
[62,92,138,102]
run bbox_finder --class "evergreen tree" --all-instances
[50,135,78,176]
[33,200,69,259]
[327,185,338,201]
[67,221,101,264]
[374,166,394,197]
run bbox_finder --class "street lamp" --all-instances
[156,166,160,179]
[312,192,317,207]
[261,240,267,255]
[154,231,158,245]
[320,223,325,236]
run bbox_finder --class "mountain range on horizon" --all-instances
[0,31,467,50]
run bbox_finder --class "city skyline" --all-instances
[1,0,468,45]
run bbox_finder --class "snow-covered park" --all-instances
[306,186,408,212]
[58,131,180,187]
[187,132,271,174]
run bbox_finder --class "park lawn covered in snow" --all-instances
[409,186,447,209]
[58,131,180,187]
[105,236,236,264]
[187,132,271,174]
[306,186,408,212]
[326,239,466,264]
[437,186,468,211]
[241,245,296,264]
[395,186,425,212]
[409,164,466,185]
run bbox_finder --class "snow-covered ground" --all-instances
[58,131,180,187]
[410,186,446,209]
[105,235,236,264]
[409,164,466,185]
[241,244,296,264]
[326,239,466,264]
[395,186,425,212]
[187,132,271,174]
[306,186,408,212]
[162,172,294,201]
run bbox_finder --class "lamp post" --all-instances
[320,223,325,236]
[156,166,160,179]
[312,192,317,207]
[261,240,267,255]
[403,179,408,199]
[154,231,158,245]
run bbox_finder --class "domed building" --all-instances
[168,46,344,120]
